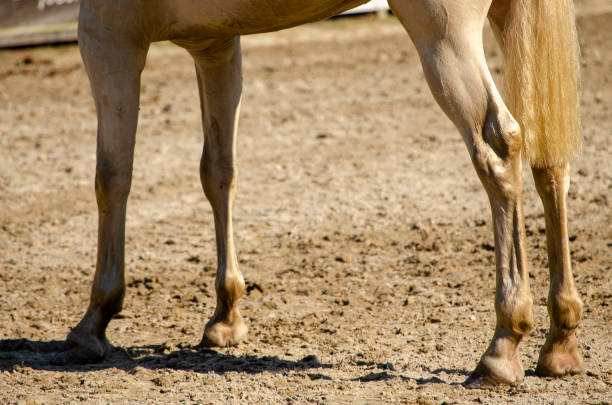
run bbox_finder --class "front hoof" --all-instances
[199,314,248,348]
[52,330,111,365]
[464,355,524,388]
[536,334,584,377]
[52,346,106,365]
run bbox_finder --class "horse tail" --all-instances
[502,0,582,168]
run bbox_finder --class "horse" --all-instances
[59,0,584,388]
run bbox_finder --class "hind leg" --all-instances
[389,0,533,386]
[56,7,149,363]
[487,2,584,378]
[532,165,584,376]
[178,37,247,347]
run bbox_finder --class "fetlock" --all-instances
[495,292,534,337]
[549,291,582,331]
[536,291,584,377]
[216,273,245,309]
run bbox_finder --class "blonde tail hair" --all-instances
[502,0,582,168]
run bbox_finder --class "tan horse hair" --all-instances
[503,0,582,168]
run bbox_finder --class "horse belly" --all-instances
[164,0,368,39]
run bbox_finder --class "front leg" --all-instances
[186,37,248,347]
[56,8,150,364]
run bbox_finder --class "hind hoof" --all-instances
[465,343,524,388]
[536,333,584,377]
[199,312,248,348]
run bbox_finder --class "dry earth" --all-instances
[0,1,610,404]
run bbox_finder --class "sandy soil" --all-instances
[0,2,610,404]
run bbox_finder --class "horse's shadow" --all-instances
[0,338,328,374]
[0,338,471,386]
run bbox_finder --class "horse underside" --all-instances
[166,0,370,37]
[61,0,585,389]
[81,0,369,41]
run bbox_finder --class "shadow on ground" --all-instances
[0,338,475,387]
[0,338,327,374]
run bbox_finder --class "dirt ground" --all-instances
[0,1,610,404]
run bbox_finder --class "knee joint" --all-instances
[471,109,522,198]
[483,107,522,160]
[95,161,132,209]
[201,154,236,192]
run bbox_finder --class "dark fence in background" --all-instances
[0,0,79,48]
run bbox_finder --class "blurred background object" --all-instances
[0,0,79,48]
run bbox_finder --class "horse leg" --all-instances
[181,37,247,347]
[531,165,584,376]
[389,0,533,386]
[56,7,149,363]
[487,2,584,377]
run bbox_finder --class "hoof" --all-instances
[199,314,248,348]
[51,346,106,365]
[464,355,524,388]
[535,334,584,377]
[52,329,111,365]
